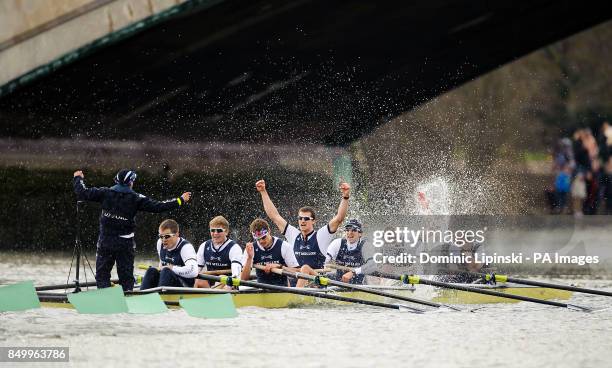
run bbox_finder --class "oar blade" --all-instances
[0,281,41,311]
[179,294,237,318]
[126,293,168,314]
[67,287,128,314]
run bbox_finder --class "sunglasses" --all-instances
[344,226,361,232]
[159,233,176,240]
[209,228,225,233]
[298,216,314,221]
[252,229,268,240]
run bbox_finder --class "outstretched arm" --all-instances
[255,180,287,233]
[328,182,351,232]
[73,170,104,202]
[138,192,191,213]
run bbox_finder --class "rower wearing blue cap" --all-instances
[73,168,192,291]
[325,219,366,284]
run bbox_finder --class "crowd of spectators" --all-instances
[547,121,612,216]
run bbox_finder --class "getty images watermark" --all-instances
[365,215,606,274]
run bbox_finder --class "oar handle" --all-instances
[138,264,231,276]
[253,264,329,274]
[201,269,232,276]
[325,263,356,272]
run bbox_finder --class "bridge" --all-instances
[1,0,611,146]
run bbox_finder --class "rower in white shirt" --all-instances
[194,215,243,288]
[325,219,366,284]
[241,218,300,286]
[255,179,350,287]
[140,219,198,289]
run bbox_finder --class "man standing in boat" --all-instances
[141,219,198,289]
[325,219,367,284]
[194,216,243,288]
[73,169,191,291]
[241,218,300,286]
[255,179,350,287]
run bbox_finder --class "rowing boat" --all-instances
[37,283,572,309]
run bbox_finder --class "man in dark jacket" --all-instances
[73,169,191,291]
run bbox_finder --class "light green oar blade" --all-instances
[126,293,168,314]
[0,281,41,311]
[67,287,128,314]
[179,294,237,318]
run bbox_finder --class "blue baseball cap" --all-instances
[344,219,362,232]
[114,169,137,186]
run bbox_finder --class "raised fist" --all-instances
[255,180,266,192]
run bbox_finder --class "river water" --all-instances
[1,252,611,368]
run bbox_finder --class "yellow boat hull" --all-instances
[39,285,573,309]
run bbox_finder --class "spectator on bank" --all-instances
[583,128,600,162]
[553,138,575,172]
[602,157,612,215]
[553,165,572,214]
[573,129,591,174]
[571,172,586,217]
[600,121,612,162]
[583,158,602,215]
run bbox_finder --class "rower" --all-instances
[241,218,300,286]
[140,219,198,289]
[326,219,366,284]
[73,169,191,291]
[194,216,243,288]
[435,241,492,283]
[255,179,350,287]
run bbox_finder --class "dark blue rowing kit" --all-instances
[334,239,365,284]
[253,237,289,286]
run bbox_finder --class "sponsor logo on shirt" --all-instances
[102,211,128,221]
[296,251,317,256]
[208,256,223,262]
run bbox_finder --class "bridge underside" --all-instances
[1,0,611,145]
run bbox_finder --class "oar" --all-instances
[196,274,426,313]
[470,272,612,297]
[259,265,460,311]
[374,271,593,312]
[35,279,120,292]
[137,264,232,275]
[325,263,355,272]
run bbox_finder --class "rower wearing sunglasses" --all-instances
[241,218,300,286]
[194,216,243,288]
[255,179,350,287]
[140,219,198,289]
[325,219,366,284]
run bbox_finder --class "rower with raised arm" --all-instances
[194,216,243,289]
[241,218,300,286]
[140,219,198,289]
[73,169,191,291]
[326,219,366,284]
[255,179,350,287]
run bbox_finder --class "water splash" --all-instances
[415,177,450,215]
